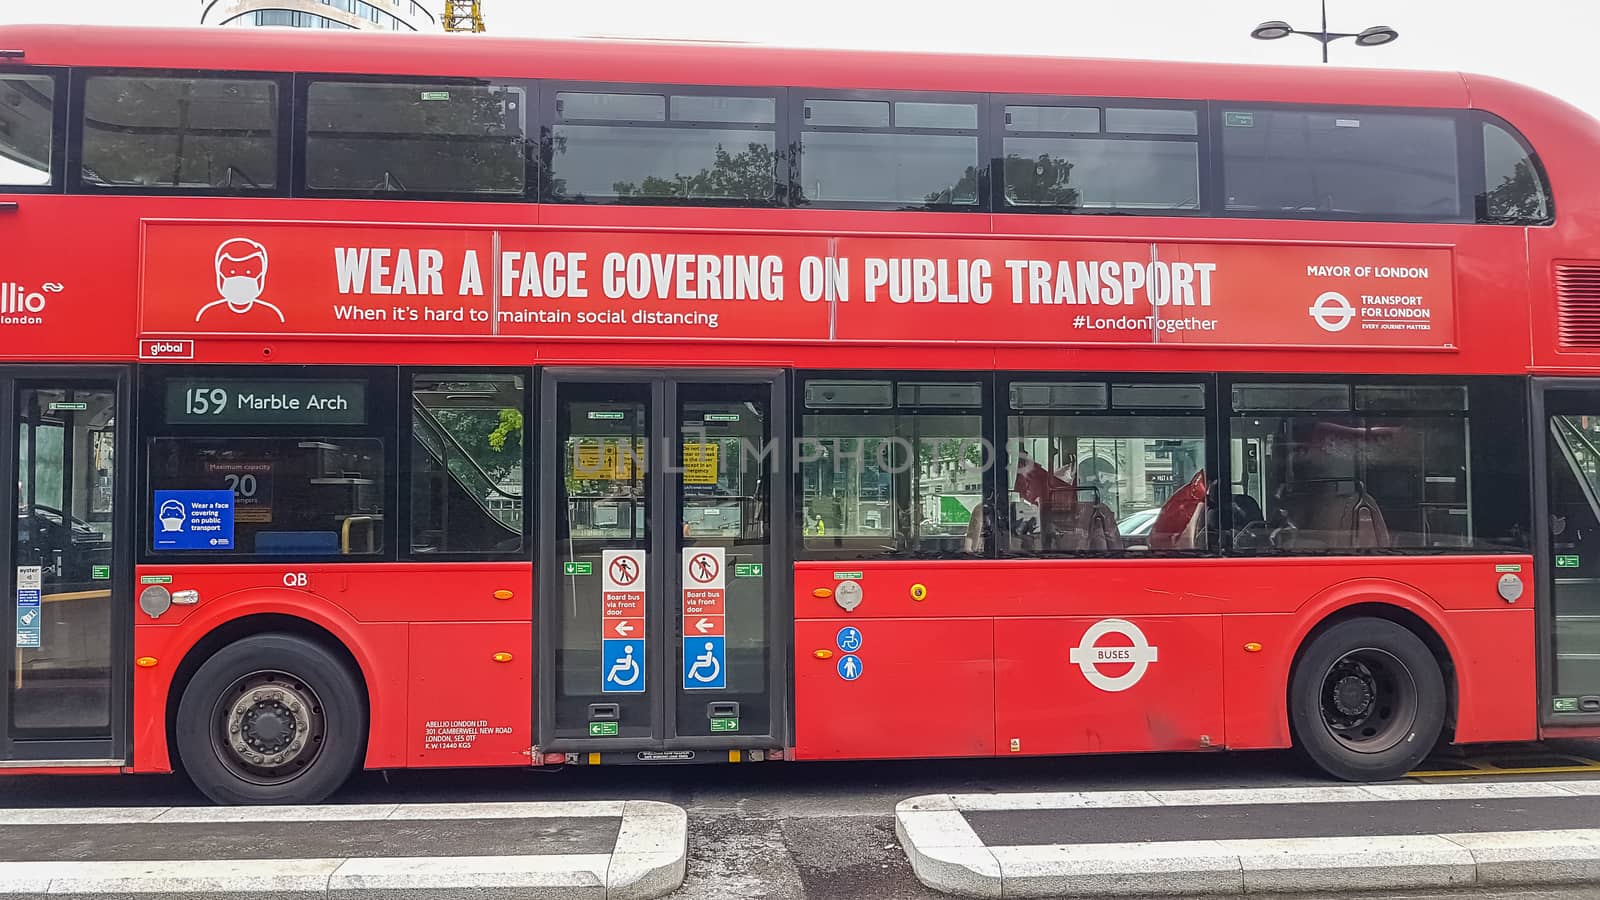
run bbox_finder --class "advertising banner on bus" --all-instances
[138,221,1455,349]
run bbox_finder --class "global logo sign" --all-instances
[1308,290,1356,333]
[1069,618,1159,692]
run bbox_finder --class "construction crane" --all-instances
[442,1,485,32]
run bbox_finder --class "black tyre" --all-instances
[1289,617,1446,782]
[176,633,366,805]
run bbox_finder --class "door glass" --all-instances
[10,386,116,737]
[676,385,772,737]
[1548,413,1600,708]
[554,384,650,739]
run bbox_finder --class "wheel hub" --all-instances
[216,674,324,782]
[1331,674,1374,718]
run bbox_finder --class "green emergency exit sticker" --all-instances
[588,721,619,737]
[91,565,111,580]
[833,571,863,580]
[710,717,739,733]
[1558,555,1581,569]
[1224,111,1254,127]
[704,413,741,423]
[1496,564,1523,573]
[48,402,88,412]
[419,91,451,101]
[564,561,593,576]
[587,411,626,420]
[734,563,763,577]
[1555,697,1580,713]
[140,574,172,585]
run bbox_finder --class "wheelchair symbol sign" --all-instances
[602,639,646,693]
[683,637,726,690]
[836,626,863,653]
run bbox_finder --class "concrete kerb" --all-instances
[0,799,687,899]
[895,781,1600,898]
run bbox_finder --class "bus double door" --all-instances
[0,366,130,765]
[537,370,789,755]
[1536,380,1600,726]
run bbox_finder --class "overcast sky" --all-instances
[3,0,1597,115]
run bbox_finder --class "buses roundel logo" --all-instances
[1069,618,1159,692]
[1308,290,1356,333]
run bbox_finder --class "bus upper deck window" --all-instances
[80,76,278,191]
[1480,120,1551,224]
[0,75,54,187]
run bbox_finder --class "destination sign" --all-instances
[164,379,367,425]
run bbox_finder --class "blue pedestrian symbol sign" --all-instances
[837,654,863,681]
[836,626,863,653]
[683,637,726,690]
[602,639,646,693]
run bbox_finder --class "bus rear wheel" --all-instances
[1289,617,1445,782]
[176,633,366,805]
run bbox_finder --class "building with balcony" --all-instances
[200,0,437,32]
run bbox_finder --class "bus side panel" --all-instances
[994,615,1224,756]
[407,622,532,767]
[131,586,410,773]
[1435,608,1537,743]
[129,564,531,773]
[792,616,995,760]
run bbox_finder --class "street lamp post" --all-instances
[1250,0,1398,63]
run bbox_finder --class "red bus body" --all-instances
[3,25,1599,797]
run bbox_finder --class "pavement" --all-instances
[0,745,1597,899]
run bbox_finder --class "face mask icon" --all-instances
[197,238,285,324]
[158,499,187,533]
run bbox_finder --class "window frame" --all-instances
[294,72,535,202]
[996,371,1221,558]
[136,364,399,564]
[539,80,788,208]
[989,95,1209,217]
[1216,373,1528,556]
[68,67,293,198]
[1209,100,1475,225]
[791,88,990,213]
[401,366,534,562]
[794,369,997,560]
[0,65,67,194]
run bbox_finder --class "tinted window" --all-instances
[801,379,985,557]
[1481,121,1550,224]
[1002,103,1200,211]
[1221,108,1460,218]
[410,372,526,555]
[148,437,385,556]
[80,76,277,190]
[0,74,55,186]
[306,81,525,194]
[800,96,979,206]
[1005,381,1208,554]
[547,90,777,202]
[1228,381,1525,553]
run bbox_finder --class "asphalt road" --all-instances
[3,747,1599,899]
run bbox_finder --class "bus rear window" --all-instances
[305,81,526,195]
[80,75,278,191]
[1221,108,1460,219]
[0,74,54,187]
[1480,120,1551,224]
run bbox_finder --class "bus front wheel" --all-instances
[1289,617,1446,782]
[176,633,366,805]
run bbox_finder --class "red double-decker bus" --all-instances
[2,23,1598,804]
